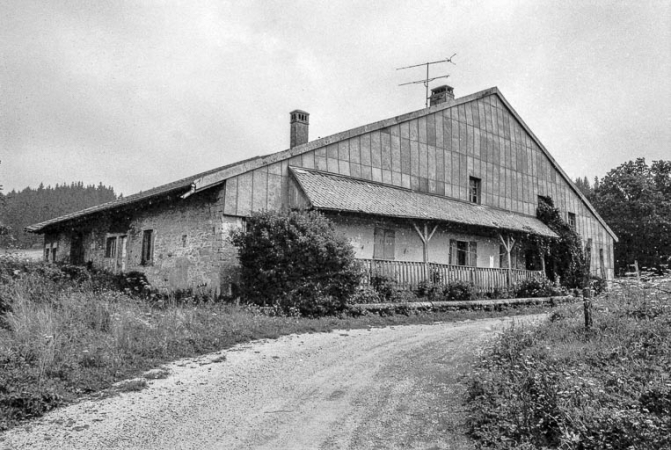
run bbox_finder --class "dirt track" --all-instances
[0,315,543,450]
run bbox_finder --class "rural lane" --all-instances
[0,315,543,450]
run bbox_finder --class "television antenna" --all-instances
[397,54,456,107]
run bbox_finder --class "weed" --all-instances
[115,378,148,393]
[0,258,555,432]
[466,281,671,449]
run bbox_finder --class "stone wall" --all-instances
[45,186,244,295]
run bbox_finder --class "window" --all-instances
[373,228,395,260]
[141,230,154,265]
[449,239,477,266]
[105,237,117,258]
[469,177,481,204]
[44,242,58,262]
[568,212,576,230]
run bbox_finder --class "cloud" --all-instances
[1,0,669,196]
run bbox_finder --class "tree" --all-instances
[0,182,117,248]
[591,158,671,272]
[574,176,593,201]
[230,210,362,316]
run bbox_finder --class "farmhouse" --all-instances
[27,86,617,295]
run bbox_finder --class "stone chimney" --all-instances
[429,85,455,106]
[290,110,309,148]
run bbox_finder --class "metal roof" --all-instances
[290,167,558,238]
[25,155,264,233]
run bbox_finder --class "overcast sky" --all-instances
[2,0,669,197]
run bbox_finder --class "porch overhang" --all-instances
[289,166,557,239]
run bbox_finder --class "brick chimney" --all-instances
[429,85,455,106]
[290,110,309,148]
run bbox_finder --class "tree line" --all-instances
[574,158,671,274]
[0,182,118,249]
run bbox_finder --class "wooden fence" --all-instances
[359,258,544,294]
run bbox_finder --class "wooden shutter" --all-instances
[142,230,153,265]
[468,241,477,267]
[373,228,384,259]
[449,239,456,265]
[383,230,395,260]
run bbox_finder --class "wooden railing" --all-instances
[359,259,544,294]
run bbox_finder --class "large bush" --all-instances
[230,210,362,316]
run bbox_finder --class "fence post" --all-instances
[583,287,593,329]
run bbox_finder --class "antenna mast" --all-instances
[397,54,456,107]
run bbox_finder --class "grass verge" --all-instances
[0,259,550,433]
[465,281,671,449]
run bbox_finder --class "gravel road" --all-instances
[0,315,543,450]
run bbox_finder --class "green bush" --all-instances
[369,274,397,302]
[515,277,565,298]
[415,281,443,300]
[230,210,362,316]
[589,276,607,295]
[350,286,382,304]
[443,280,476,301]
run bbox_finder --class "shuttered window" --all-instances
[141,230,154,265]
[373,228,395,260]
[449,239,477,266]
[105,237,117,258]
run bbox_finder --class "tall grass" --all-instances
[466,278,671,449]
[0,256,551,431]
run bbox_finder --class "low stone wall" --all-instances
[350,295,577,314]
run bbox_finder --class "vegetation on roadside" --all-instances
[0,255,551,432]
[352,274,567,305]
[466,278,671,449]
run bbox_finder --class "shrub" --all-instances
[349,286,382,304]
[443,280,476,301]
[485,287,514,299]
[230,210,362,316]
[393,289,419,303]
[369,274,397,302]
[415,281,443,300]
[515,277,564,298]
[589,275,607,295]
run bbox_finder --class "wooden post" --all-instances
[634,260,641,284]
[413,222,438,282]
[583,287,593,329]
[498,233,516,290]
